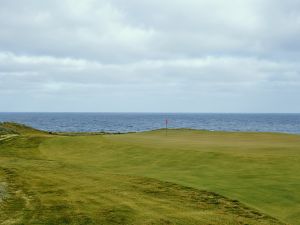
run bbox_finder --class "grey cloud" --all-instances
[0,0,300,112]
[112,0,300,59]
[1,52,299,91]
[0,0,155,62]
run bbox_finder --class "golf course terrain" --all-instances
[0,122,299,225]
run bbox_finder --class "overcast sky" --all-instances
[1,0,300,112]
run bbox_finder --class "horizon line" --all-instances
[0,112,300,114]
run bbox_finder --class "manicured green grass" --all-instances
[1,123,299,224]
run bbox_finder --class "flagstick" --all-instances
[165,119,168,136]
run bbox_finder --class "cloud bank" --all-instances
[0,0,300,112]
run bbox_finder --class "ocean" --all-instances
[0,112,300,134]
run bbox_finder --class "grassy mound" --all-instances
[1,123,299,224]
[0,122,45,135]
[0,123,18,135]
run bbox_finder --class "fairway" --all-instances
[0,123,299,224]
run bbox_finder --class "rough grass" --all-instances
[0,122,45,135]
[0,123,299,224]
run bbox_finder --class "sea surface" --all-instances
[0,113,300,134]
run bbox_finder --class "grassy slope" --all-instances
[0,123,299,224]
[0,122,45,135]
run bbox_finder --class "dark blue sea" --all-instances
[0,113,300,134]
